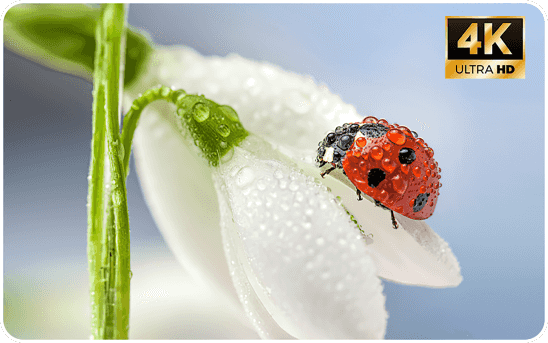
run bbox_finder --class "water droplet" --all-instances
[236,167,255,187]
[257,179,267,190]
[87,175,92,181]
[274,169,284,179]
[378,118,389,126]
[381,158,397,173]
[426,169,431,177]
[413,166,421,178]
[401,164,410,174]
[392,174,408,194]
[217,124,231,137]
[420,185,426,193]
[387,129,406,145]
[362,116,377,124]
[160,86,171,97]
[370,146,383,160]
[289,181,299,191]
[356,137,367,147]
[192,103,210,122]
[383,143,391,151]
[220,141,228,149]
[219,105,239,122]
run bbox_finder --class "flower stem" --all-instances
[121,86,248,169]
[87,4,129,339]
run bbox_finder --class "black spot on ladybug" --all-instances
[335,126,345,134]
[338,135,353,150]
[325,132,336,145]
[368,168,386,188]
[359,123,389,138]
[399,148,416,165]
[413,193,430,212]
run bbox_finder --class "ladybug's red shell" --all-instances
[341,116,441,220]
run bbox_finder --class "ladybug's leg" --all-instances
[320,165,336,178]
[356,188,363,201]
[390,210,399,230]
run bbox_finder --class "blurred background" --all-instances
[4,3,544,339]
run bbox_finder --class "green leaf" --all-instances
[4,4,151,87]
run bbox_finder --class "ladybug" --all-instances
[316,116,441,229]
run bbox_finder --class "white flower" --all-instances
[125,46,462,339]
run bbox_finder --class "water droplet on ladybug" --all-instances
[423,175,428,181]
[362,116,377,124]
[325,132,336,145]
[387,129,406,145]
[401,164,410,174]
[426,169,431,177]
[416,138,426,148]
[392,174,408,194]
[383,143,391,151]
[400,126,414,137]
[356,137,367,147]
[353,150,361,157]
[434,182,439,189]
[430,163,436,170]
[378,189,389,202]
[413,166,421,178]
[420,185,426,193]
[427,147,434,157]
[370,146,383,160]
[395,206,403,212]
[381,158,397,173]
[338,135,353,150]
[378,119,389,126]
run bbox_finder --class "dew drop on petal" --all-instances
[236,167,255,187]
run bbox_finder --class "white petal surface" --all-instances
[130,101,246,316]
[317,168,463,287]
[214,135,387,339]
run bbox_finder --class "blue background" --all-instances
[4,3,544,339]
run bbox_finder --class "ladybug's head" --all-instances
[315,123,360,168]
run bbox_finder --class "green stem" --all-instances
[120,86,248,170]
[87,4,129,340]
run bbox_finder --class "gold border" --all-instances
[445,16,525,79]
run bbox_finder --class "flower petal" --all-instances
[130,100,245,311]
[214,135,387,339]
[317,168,462,287]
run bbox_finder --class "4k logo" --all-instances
[446,17,525,79]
